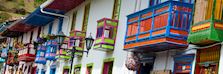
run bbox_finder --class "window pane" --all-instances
[128,23,138,36]
[40,52,44,56]
[140,19,152,32]
[104,29,110,38]
[127,25,132,36]
[29,48,35,55]
[96,27,103,38]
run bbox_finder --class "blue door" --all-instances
[41,70,46,74]
[50,68,56,74]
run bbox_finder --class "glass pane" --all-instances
[104,29,110,38]
[40,52,44,56]
[140,19,152,32]
[29,48,35,55]
[96,27,103,38]
[75,40,80,47]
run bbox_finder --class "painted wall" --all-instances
[42,0,148,74]
[153,50,175,71]
[70,0,149,74]
[8,0,188,74]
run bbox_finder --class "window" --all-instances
[140,19,152,32]
[103,61,113,74]
[50,47,56,53]
[71,11,77,31]
[29,48,35,55]
[82,3,91,32]
[96,26,114,39]
[127,23,138,36]
[154,13,168,29]
[96,27,103,38]
[104,26,113,39]
[40,52,44,56]
[112,0,121,20]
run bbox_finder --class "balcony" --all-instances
[69,30,86,56]
[94,18,118,51]
[56,38,71,59]
[56,49,71,59]
[187,0,223,45]
[45,40,58,60]
[6,50,19,66]
[18,43,36,62]
[35,46,47,64]
[124,1,193,52]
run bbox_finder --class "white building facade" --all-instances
[1,0,204,74]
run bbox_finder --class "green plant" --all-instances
[34,0,46,7]
[0,12,11,23]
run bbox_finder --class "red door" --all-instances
[31,66,37,74]
[103,62,113,74]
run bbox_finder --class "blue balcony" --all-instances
[45,40,58,60]
[35,46,47,64]
[124,0,193,52]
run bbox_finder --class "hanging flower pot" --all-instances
[36,37,47,44]
[2,43,7,48]
[14,42,24,49]
[46,34,57,40]
[14,42,20,49]
[125,52,140,71]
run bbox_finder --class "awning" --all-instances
[8,21,35,32]
[1,29,24,37]
[45,0,85,12]
[22,8,61,26]
[22,0,85,26]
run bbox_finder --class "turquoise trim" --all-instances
[48,22,53,34]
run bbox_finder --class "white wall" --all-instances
[12,0,151,74]
[75,5,84,31]
[70,0,149,74]
[218,45,223,74]
[77,0,115,73]
[153,50,175,71]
